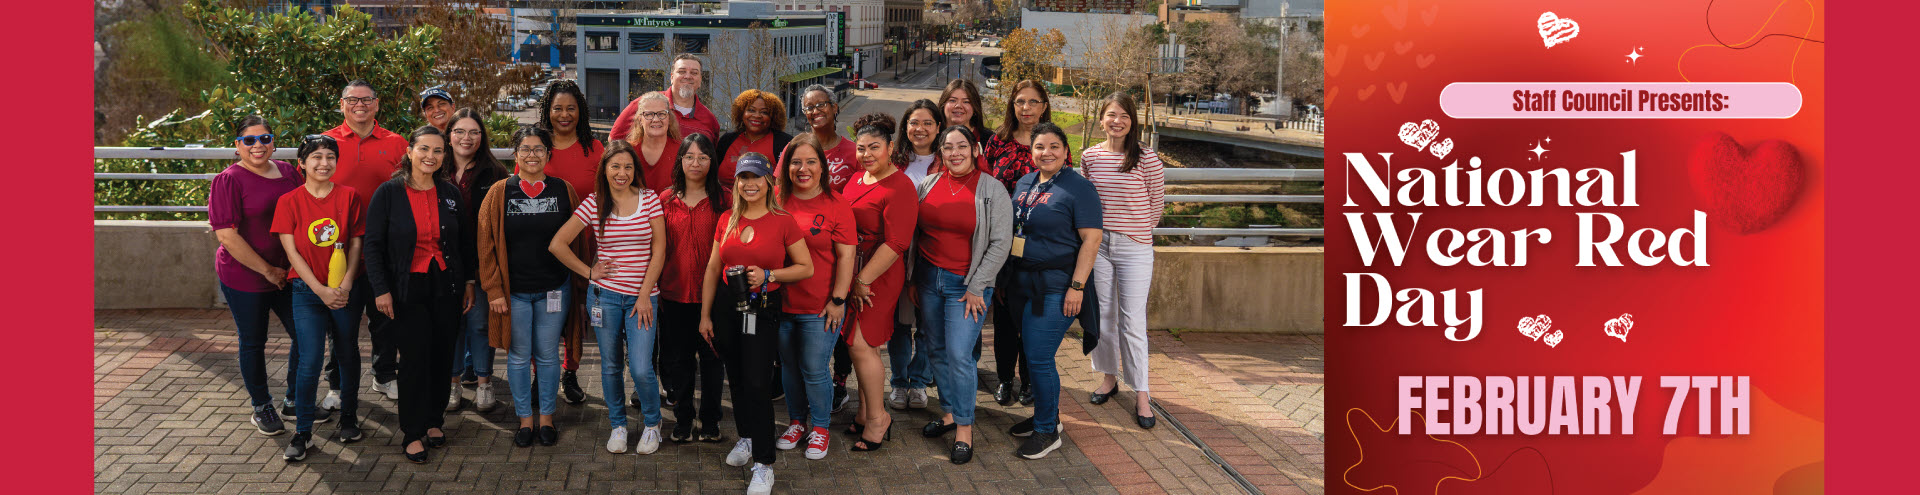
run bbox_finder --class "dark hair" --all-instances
[510,125,555,155]
[340,80,376,98]
[1029,121,1073,167]
[938,79,987,137]
[296,134,338,163]
[800,84,837,132]
[936,124,980,172]
[777,133,830,201]
[996,79,1053,142]
[672,132,726,213]
[233,114,272,137]
[393,125,450,186]
[538,79,598,157]
[893,99,944,165]
[449,108,509,178]
[672,53,704,72]
[594,140,644,233]
[1098,92,1145,173]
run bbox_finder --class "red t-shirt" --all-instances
[771,136,858,194]
[635,139,680,194]
[917,169,981,276]
[659,191,729,303]
[322,123,406,208]
[270,185,366,285]
[541,139,605,200]
[713,210,802,293]
[779,192,856,314]
[720,133,780,192]
[405,186,445,273]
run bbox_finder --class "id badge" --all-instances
[590,306,604,327]
[744,312,759,335]
[1010,236,1027,258]
[546,290,562,313]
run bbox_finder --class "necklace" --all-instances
[945,172,970,196]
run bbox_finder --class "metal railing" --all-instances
[94,146,1324,239]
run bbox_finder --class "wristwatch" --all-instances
[766,269,777,284]
[830,296,848,306]
[1069,280,1086,291]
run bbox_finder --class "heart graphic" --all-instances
[1382,0,1409,30]
[1604,313,1634,342]
[1394,41,1415,55]
[1386,81,1409,103]
[1358,85,1377,101]
[1416,53,1436,68]
[519,178,546,198]
[1421,4,1441,26]
[1537,12,1580,48]
[1328,45,1349,77]
[1398,119,1440,151]
[1429,138,1454,160]
[1352,24,1372,39]
[1517,314,1551,341]
[1544,330,1565,348]
[1687,133,1805,234]
[1364,51,1386,71]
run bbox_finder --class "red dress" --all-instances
[841,169,919,346]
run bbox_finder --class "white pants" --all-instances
[1090,231,1154,392]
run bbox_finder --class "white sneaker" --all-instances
[606,426,629,453]
[885,387,909,410]
[774,422,806,450]
[908,388,929,409]
[725,438,753,466]
[747,463,774,495]
[446,385,463,411]
[374,379,398,400]
[636,425,662,455]
[319,390,342,411]
[475,383,496,411]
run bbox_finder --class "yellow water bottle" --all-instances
[326,242,348,288]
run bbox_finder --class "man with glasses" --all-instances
[610,54,719,142]
[322,80,409,408]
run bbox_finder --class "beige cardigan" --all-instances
[476,176,592,361]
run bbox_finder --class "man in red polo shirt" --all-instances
[610,54,720,141]
[321,80,409,406]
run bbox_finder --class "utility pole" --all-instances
[1276,1,1287,118]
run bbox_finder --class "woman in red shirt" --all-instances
[697,153,813,493]
[272,134,365,461]
[539,79,601,401]
[770,135,858,459]
[795,85,859,192]
[622,91,682,194]
[838,113,920,450]
[659,133,732,443]
[715,89,792,192]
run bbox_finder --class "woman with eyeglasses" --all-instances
[796,84,858,192]
[363,126,473,464]
[914,125,1013,465]
[445,109,511,413]
[1003,122,1102,460]
[623,91,683,196]
[537,79,602,404]
[209,115,309,439]
[479,126,591,450]
[272,134,368,461]
[1082,93,1166,430]
[698,152,813,494]
[883,99,945,410]
[658,133,731,443]
[985,79,1056,408]
[715,89,791,193]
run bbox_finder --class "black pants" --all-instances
[832,338,852,384]
[991,295,1030,389]
[392,266,462,443]
[713,290,780,466]
[660,299,724,428]
[327,276,398,388]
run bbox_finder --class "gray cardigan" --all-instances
[915,171,1013,297]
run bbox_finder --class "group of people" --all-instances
[208,53,1166,495]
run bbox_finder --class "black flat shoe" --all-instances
[921,421,956,438]
[1136,413,1157,430]
[1018,385,1035,406]
[993,382,1016,406]
[1088,385,1116,405]
[423,430,446,448]
[538,425,559,446]
[404,441,429,464]
[949,441,974,465]
[514,427,536,448]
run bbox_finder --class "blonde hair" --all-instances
[720,152,787,244]
[624,91,683,149]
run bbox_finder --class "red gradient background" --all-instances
[1325,0,1825,492]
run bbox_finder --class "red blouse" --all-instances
[916,169,980,276]
[404,186,445,273]
[659,191,728,303]
[843,170,920,259]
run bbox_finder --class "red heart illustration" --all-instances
[1687,133,1804,234]
[519,178,546,198]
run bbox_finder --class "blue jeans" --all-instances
[1020,291,1072,434]
[508,284,571,418]
[451,286,495,379]
[778,314,840,429]
[219,282,298,409]
[888,319,931,389]
[916,261,991,426]
[589,285,662,428]
[288,280,363,433]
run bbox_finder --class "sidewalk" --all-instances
[94,309,1323,494]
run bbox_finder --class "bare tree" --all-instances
[1068,16,1154,143]
[411,1,539,112]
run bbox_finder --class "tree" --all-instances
[94,0,233,144]
[410,1,539,113]
[999,27,1066,88]
[708,23,796,103]
[1169,20,1276,112]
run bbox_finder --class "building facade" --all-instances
[574,1,833,131]
[769,0,885,78]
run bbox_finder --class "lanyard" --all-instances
[1014,179,1056,237]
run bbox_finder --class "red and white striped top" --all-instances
[571,191,667,296]
[1081,145,1167,244]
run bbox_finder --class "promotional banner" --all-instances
[1325,0,1824,492]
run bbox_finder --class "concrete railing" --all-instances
[94,221,1324,334]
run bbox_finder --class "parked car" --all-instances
[848,78,881,90]
[985,78,999,90]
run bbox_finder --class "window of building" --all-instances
[676,34,710,54]
[585,32,619,52]
[629,69,664,99]
[630,33,664,53]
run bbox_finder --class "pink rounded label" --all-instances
[1439,83,1802,119]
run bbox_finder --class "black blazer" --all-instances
[715,129,794,162]
[364,176,471,302]
[455,164,510,277]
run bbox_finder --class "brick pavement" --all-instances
[95,309,1323,494]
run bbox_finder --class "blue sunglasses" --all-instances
[237,133,275,147]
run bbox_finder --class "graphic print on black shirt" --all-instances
[505,177,571,293]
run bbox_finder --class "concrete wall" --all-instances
[92,222,1326,334]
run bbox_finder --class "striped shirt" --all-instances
[571,191,666,296]
[1081,145,1167,244]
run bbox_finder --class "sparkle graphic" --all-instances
[1528,138,1551,160]
[1626,46,1644,65]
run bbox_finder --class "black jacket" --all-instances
[365,177,471,302]
[715,129,794,162]
[454,164,510,279]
